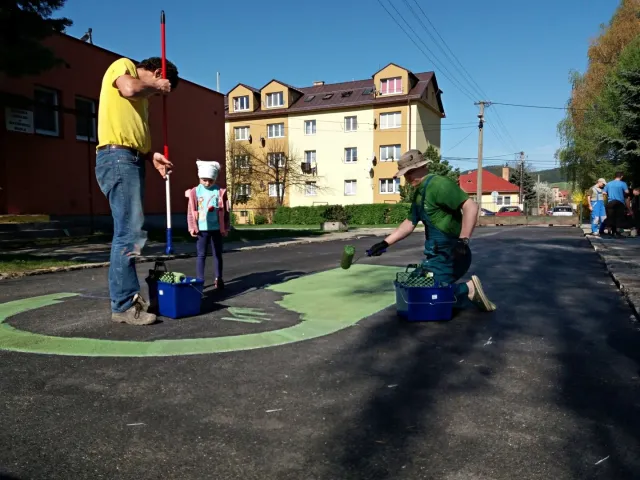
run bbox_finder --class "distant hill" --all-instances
[461,166,567,184]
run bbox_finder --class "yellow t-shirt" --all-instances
[97,58,151,154]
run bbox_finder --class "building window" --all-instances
[379,178,401,194]
[345,116,357,132]
[240,210,249,217]
[266,92,284,108]
[380,77,402,95]
[235,155,250,169]
[234,126,249,141]
[268,152,285,168]
[380,111,401,129]
[380,144,401,161]
[75,96,96,142]
[233,95,249,112]
[34,87,59,136]
[304,120,316,135]
[304,150,316,164]
[496,195,511,206]
[344,180,357,196]
[344,147,357,163]
[267,123,285,138]
[269,182,284,197]
[237,184,251,197]
[305,182,317,196]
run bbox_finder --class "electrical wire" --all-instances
[445,130,475,153]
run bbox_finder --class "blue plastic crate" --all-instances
[148,276,204,319]
[394,281,455,322]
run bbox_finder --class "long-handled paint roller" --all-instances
[161,10,173,255]
[340,244,386,269]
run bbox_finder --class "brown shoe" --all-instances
[112,294,157,325]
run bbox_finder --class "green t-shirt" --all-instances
[407,175,469,237]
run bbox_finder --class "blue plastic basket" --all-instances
[394,280,456,322]
[154,277,204,319]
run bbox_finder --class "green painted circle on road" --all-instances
[0,265,400,357]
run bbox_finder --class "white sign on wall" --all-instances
[5,107,34,134]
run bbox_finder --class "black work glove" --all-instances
[453,238,470,258]
[368,240,389,257]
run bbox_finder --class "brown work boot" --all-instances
[112,294,157,325]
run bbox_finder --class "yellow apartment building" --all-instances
[225,63,445,217]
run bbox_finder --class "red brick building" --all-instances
[0,33,225,226]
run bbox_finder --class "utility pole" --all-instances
[537,174,540,216]
[475,101,488,221]
[216,72,220,92]
[519,151,525,205]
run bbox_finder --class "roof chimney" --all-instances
[313,81,325,86]
[502,166,509,181]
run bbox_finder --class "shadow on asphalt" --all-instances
[302,232,640,479]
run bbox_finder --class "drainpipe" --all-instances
[407,98,411,150]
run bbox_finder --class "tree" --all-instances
[533,181,554,209]
[509,163,537,203]
[247,140,317,206]
[399,145,461,202]
[0,1,72,77]
[225,136,252,211]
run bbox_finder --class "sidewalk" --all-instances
[586,234,640,318]
[0,227,394,279]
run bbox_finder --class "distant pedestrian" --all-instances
[604,171,631,237]
[632,187,640,235]
[95,56,180,325]
[587,178,607,235]
[186,160,230,290]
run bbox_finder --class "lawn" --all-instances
[0,254,84,274]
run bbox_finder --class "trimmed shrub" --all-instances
[272,203,411,226]
[388,203,410,224]
[254,214,268,225]
[323,205,351,224]
[230,212,238,226]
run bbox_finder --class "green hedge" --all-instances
[272,203,410,225]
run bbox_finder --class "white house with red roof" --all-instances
[458,167,520,212]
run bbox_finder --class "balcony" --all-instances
[301,161,317,176]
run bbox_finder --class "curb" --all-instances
[586,236,640,321]
[0,232,379,281]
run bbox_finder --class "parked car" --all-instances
[551,205,574,216]
[480,208,495,216]
[495,206,523,216]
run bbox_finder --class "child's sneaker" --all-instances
[214,278,225,290]
[470,275,496,312]
[112,294,156,325]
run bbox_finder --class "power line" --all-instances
[376,0,477,102]
[490,101,588,111]
[445,130,475,153]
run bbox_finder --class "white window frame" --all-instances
[267,123,285,138]
[235,155,250,169]
[304,150,316,164]
[496,195,511,206]
[75,96,96,142]
[380,77,403,95]
[268,152,286,168]
[269,182,285,198]
[305,181,317,196]
[380,144,401,162]
[344,180,357,196]
[234,126,249,141]
[266,92,284,108]
[379,178,401,194]
[344,147,357,164]
[233,95,250,112]
[34,86,59,136]
[345,116,357,132]
[237,184,251,197]
[304,120,316,135]
[380,111,401,129]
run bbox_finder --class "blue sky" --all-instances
[59,0,618,172]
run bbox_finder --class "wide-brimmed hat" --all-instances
[597,178,607,185]
[394,149,431,178]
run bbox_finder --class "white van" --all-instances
[552,205,574,216]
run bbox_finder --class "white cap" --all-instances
[196,160,220,180]
[598,178,607,185]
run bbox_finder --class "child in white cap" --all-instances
[185,160,230,290]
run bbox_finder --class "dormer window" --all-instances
[233,95,249,112]
[380,77,402,95]
[266,92,284,108]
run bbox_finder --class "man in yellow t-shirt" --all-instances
[95,56,179,325]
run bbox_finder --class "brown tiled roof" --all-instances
[225,71,443,119]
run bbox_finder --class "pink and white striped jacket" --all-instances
[185,186,231,236]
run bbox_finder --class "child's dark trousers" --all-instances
[196,230,223,281]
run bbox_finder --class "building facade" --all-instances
[458,167,520,212]
[224,63,444,219]
[0,33,226,227]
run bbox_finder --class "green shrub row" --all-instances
[272,203,410,225]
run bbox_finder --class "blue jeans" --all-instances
[95,149,147,313]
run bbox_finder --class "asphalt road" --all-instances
[1,227,640,480]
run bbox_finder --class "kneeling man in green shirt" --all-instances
[368,149,496,312]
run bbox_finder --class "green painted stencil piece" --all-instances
[0,265,401,357]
